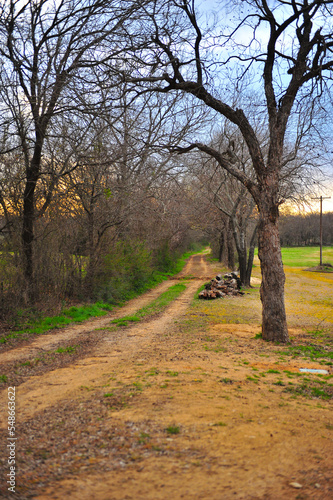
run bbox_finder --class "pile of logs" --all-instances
[198,272,244,300]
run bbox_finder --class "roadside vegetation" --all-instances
[0,246,202,344]
[107,283,187,328]
[2,244,332,345]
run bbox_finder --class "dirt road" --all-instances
[0,253,332,499]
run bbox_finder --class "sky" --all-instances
[307,192,333,214]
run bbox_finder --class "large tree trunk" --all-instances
[245,223,258,287]
[257,213,289,342]
[227,220,235,270]
[22,179,35,303]
[22,148,41,303]
[231,220,247,285]
[218,230,225,263]
[85,210,97,298]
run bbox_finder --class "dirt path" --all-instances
[0,280,175,365]
[0,279,203,425]
[0,255,209,424]
[0,254,210,366]
[0,254,332,500]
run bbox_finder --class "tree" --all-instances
[187,129,259,286]
[64,85,202,295]
[0,0,147,302]
[213,179,258,288]
[279,211,333,246]
[190,186,236,268]
[125,0,333,342]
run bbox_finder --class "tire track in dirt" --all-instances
[0,253,211,365]
[171,253,211,280]
[0,254,208,427]
[0,278,174,365]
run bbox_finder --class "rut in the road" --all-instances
[0,254,209,426]
[0,280,173,365]
[0,254,209,365]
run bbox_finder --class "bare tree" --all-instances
[212,178,258,287]
[125,0,333,342]
[279,210,333,246]
[187,127,259,286]
[60,84,202,295]
[0,0,147,302]
[185,172,237,268]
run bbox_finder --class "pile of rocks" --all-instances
[198,272,244,300]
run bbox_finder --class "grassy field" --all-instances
[280,246,333,267]
[254,246,333,268]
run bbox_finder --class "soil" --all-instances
[0,253,332,500]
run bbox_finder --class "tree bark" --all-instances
[245,223,258,288]
[230,217,247,285]
[227,220,235,270]
[238,248,247,286]
[85,208,97,298]
[218,229,225,263]
[257,212,289,342]
[22,179,35,303]
[22,145,42,303]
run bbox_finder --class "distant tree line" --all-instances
[279,212,333,247]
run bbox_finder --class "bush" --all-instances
[95,239,204,304]
[96,240,155,303]
[153,241,175,273]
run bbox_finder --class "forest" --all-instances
[0,0,332,343]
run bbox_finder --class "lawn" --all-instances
[280,246,333,267]
[255,246,333,268]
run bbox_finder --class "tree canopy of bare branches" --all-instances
[0,0,149,301]
[124,0,333,342]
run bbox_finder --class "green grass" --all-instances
[281,247,333,267]
[254,246,333,267]
[145,368,160,376]
[278,344,333,364]
[109,315,141,327]
[0,303,113,344]
[220,377,233,384]
[55,345,78,354]
[203,341,226,353]
[165,425,180,435]
[109,283,187,327]
[284,381,332,400]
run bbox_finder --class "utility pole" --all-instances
[311,196,331,266]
